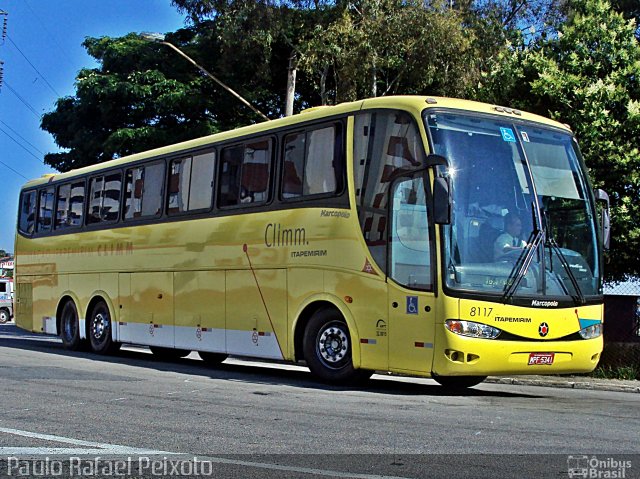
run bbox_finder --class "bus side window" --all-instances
[124,163,164,219]
[69,181,85,227]
[354,111,425,273]
[88,176,105,223]
[37,187,55,233]
[390,176,432,290]
[167,151,215,215]
[55,184,71,229]
[18,191,36,236]
[55,181,85,229]
[88,173,121,224]
[189,151,215,210]
[168,157,192,214]
[219,140,271,207]
[103,173,122,221]
[282,125,339,199]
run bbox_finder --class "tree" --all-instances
[299,0,477,104]
[478,0,640,280]
[172,0,339,114]
[41,32,222,171]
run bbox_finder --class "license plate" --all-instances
[528,352,555,365]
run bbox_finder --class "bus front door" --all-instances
[388,288,436,375]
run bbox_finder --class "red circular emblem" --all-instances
[538,322,549,337]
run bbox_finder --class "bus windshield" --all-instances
[425,112,601,301]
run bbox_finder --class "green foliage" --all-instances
[299,0,477,103]
[478,0,640,281]
[41,33,220,171]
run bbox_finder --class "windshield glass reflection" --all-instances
[425,112,600,300]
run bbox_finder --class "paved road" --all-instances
[0,323,638,478]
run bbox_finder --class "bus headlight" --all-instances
[445,320,501,339]
[579,323,602,339]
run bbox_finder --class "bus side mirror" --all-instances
[433,176,451,225]
[594,189,610,251]
[426,154,451,224]
[425,154,448,168]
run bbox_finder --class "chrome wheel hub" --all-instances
[318,325,348,364]
[92,313,107,340]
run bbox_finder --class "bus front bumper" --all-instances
[432,329,603,377]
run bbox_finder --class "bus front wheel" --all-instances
[0,308,10,324]
[60,300,83,350]
[303,309,371,384]
[88,301,120,355]
[432,374,487,389]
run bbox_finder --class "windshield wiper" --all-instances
[501,228,545,304]
[547,236,585,305]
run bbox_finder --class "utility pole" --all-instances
[0,10,7,92]
[285,52,297,117]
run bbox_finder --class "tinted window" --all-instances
[55,181,84,229]
[282,125,339,199]
[88,172,122,224]
[18,191,36,235]
[168,151,215,215]
[124,162,165,220]
[37,187,55,233]
[353,111,425,273]
[218,139,272,207]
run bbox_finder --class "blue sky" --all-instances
[0,0,186,252]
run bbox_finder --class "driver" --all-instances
[494,213,527,259]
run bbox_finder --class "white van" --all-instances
[0,278,14,323]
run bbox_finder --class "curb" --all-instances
[486,376,640,393]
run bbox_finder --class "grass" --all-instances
[589,342,640,380]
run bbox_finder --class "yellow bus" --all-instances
[14,96,610,388]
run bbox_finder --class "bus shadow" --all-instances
[0,324,541,399]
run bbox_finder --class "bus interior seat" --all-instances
[478,219,503,262]
[464,216,504,263]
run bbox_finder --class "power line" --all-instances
[6,34,60,97]
[3,81,41,118]
[23,0,74,67]
[0,119,45,157]
[0,129,30,180]
[0,124,44,168]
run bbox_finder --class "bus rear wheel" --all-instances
[432,374,487,389]
[60,300,84,350]
[0,308,10,324]
[303,309,371,384]
[88,301,120,355]
[150,346,191,360]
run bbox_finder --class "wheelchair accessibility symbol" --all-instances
[500,127,516,143]
[406,296,418,315]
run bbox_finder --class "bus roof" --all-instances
[23,95,569,188]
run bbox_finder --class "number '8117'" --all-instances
[469,306,493,317]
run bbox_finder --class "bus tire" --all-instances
[0,308,10,324]
[60,300,83,350]
[303,309,370,384]
[88,300,120,355]
[432,374,486,389]
[150,346,190,360]
[198,351,228,366]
